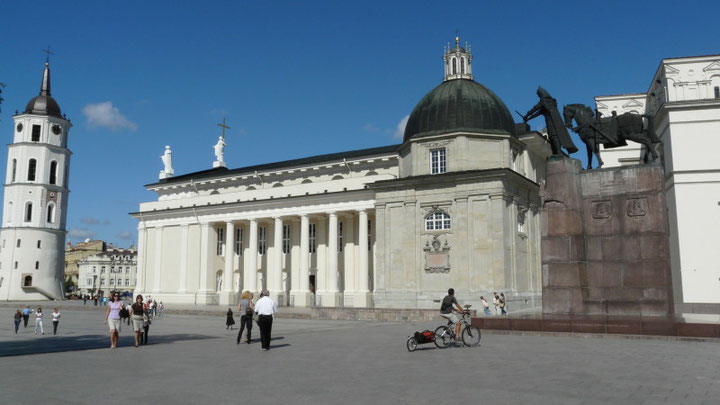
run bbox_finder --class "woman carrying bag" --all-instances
[236,291,254,344]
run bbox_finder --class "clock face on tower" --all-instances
[16,123,23,133]
[52,125,62,135]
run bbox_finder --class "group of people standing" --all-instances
[480,292,508,316]
[226,289,277,351]
[103,292,153,349]
[13,305,61,335]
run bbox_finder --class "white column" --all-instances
[220,221,235,305]
[300,214,310,292]
[198,223,212,295]
[177,224,189,293]
[152,226,163,293]
[355,209,371,307]
[270,217,284,304]
[342,214,355,306]
[134,223,146,294]
[320,211,341,307]
[246,219,258,293]
[291,214,313,307]
[327,212,338,293]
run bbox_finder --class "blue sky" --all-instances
[1,0,718,246]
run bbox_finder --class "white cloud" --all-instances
[82,101,137,131]
[392,115,410,139]
[117,231,134,240]
[68,228,96,239]
[79,217,99,225]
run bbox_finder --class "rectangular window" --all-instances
[87,278,92,286]
[14,261,18,269]
[110,279,115,285]
[235,228,243,256]
[35,261,39,269]
[92,266,96,274]
[430,148,447,174]
[282,224,290,254]
[37,240,41,248]
[125,279,130,286]
[338,222,343,253]
[31,125,41,142]
[100,278,105,286]
[715,86,720,99]
[111,266,115,273]
[16,239,21,248]
[101,266,105,274]
[216,228,225,255]
[258,226,267,255]
[309,223,316,253]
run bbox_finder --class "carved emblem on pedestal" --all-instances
[591,200,612,219]
[626,197,648,217]
[423,234,451,273]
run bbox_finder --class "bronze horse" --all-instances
[562,104,660,169]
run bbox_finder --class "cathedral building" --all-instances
[132,38,551,310]
[596,54,720,313]
[0,62,72,301]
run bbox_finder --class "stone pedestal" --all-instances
[318,292,342,308]
[541,158,673,316]
[195,291,220,305]
[291,291,314,307]
[218,291,236,306]
[353,292,372,308]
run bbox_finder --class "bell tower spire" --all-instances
[40,62,51,96]
[443,36,473,81]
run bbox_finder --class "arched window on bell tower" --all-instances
[11,159,16,182]
[25,202,33,222]
[452,58,457,75]
[47,203,55,223]
[49,161,57,185]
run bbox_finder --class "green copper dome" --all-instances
[403,79,515,142]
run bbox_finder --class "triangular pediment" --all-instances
[595,102,609,109]
[703,61,720,72]
[622,99,644,108]
[664,65,680,75]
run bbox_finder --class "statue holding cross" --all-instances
[213,117,230,168]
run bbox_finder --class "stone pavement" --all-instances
[1,306,719,404]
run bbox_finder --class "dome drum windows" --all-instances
[425,211,451,231]
[31,125,41,142]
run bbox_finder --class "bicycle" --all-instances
[434,305,481,348]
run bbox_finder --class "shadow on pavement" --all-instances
[0,333,219,357]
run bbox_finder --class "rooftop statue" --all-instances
[522,87,578,156]
[159,145,174,179]
[563,104,661,169]
[213,136,226,168]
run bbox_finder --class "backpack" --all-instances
[414,330,435,344]
[245,300,254,316]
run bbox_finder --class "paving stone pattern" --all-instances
[0,306,719,404]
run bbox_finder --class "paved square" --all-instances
[1,306,719,404]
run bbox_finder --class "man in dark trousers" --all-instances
[254,289,277,351]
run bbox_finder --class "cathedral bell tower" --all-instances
[0,61,72,301]
[443,36,473,81]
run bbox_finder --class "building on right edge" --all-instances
[597,54,720,313]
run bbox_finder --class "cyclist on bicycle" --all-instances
[440,288,465,339]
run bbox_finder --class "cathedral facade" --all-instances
[131,39,551,310]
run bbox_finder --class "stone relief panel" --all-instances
[591,199,612,220]
[423,234,451,273]
[626,197,648,218]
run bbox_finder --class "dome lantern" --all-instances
[443,36,473,81]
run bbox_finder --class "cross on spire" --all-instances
[217,117,230,139]
[42,45,54,64]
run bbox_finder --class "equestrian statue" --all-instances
[562,104,661,169]
[521,87,579,156]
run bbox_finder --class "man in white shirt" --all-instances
[254,289,278,351]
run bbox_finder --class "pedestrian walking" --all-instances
[130,295,146,347]
[34,307,44,335]
[104,292,123,349]
[158,302,164,317]
[480,296,492,316]
[254,289,277,351]
[83,295,87,305]
[492,292,500,315]
[52,307,61,335]
[93,296,98,306]
[226,308,235,330]
[499,293,508,315]
[14,309,22,334]
[236,291,254,344]
[22,305,33,327]
[142,312,151,345]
